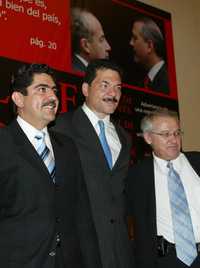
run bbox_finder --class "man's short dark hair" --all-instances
[11,63,56,96]
[83,59,123,85]
[134,16,164,58]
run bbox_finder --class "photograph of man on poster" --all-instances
[71,7,111,72]
[70,0,177,98]
[129,16,169,95]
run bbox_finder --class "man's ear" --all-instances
[11,91,24,108]
[82,82,89,97]
[143,132,152,145]
[147,39,154,53]
[80,38,91,54]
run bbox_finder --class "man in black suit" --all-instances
[126,108,200,268]
[71,8,111,72]
[130,16,169,94]
[0,63,100,268]
[53,59,135,268]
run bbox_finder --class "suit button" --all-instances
[56,217,60,223]
[55,183,60,190]
[110,219,115,224]
[49,251,56,257]
[56,234,61,247]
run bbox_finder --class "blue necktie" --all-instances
[98,120,113,169]
[35,132,56,183]
[167,161,197,266]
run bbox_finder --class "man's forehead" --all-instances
[26,75,56,92]
[96,68,120,77]
[152,116,179,127]
[133,21,144,28]
[32,73,54,83]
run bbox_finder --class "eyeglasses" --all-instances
[34,84,58,95]
[99,81,122,92]
[150,129,183,139]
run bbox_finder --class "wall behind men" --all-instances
[140,0,200,150]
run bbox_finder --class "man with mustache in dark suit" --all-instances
[0,63,100,268]
[53,59,135,268]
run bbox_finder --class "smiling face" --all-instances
[12,73,59,130]
[143,116,182,160]
[82,69,122,118]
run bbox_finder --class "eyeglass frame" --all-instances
[150,129,184,139]
[98,80,122,92]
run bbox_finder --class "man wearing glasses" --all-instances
[126,108,200,268]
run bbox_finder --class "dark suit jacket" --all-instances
[126,152,200,268]
[0,120,96,268]
[146,64,169,95]
[72,54,87,73]
[53,108,135,268]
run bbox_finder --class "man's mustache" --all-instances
[103,97,118,103]
[42,100,57,108]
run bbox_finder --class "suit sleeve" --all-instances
[52,112,73,137]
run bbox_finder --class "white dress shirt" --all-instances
[82,103,121,165]
[154,153,200,243]
[75,54,88,67]
[17,116,54,158]
[148,60,165,82]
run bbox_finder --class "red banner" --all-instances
[0,0,70,72]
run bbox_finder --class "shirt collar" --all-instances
[75,54,88,67]
[17,116,48,140]
[153,152,183,173]
[148,60,165,81]
[82,103,110,128]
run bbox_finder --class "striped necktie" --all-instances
[35,132,56,183]
[167,161,197,266]
[98,120,113,169]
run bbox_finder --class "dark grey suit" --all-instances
[72,54,87,73]
[147,63,169,95]
[126,152,200,268]
[53,107,135,268]
[0,120,97,268]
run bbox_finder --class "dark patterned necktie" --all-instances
[35,132,56,183]
[167,161,197,266]
[143,75,151,88]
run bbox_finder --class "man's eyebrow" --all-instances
[116,83,122,86]
[101,80,109,84]
[101,80,122,87]
[34,83,56,89]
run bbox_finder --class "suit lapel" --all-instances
[112,123,128,170]
[185,152,200,177]
[8,120,53,182]
[145,158,158,241]
[73,108,130,172]
[50,131,66,185]
[73,55,87,72]
[73,108,111,171]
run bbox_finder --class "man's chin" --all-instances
[43,106,57,114]
[43,110,57,120]
[105,107,117,115]
[167,152,180,160]
[45,115,56,125]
